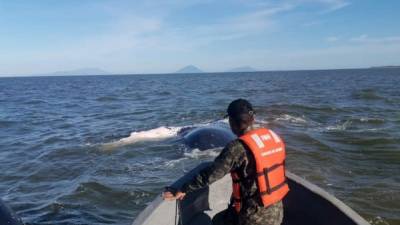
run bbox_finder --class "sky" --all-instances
[0,0,400,76]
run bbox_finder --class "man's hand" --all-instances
[163,191,186,201]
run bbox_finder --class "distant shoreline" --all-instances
[1,66,399,78]
[369,65,400,69]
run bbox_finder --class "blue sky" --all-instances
[0,0,399,75]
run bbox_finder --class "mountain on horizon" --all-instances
[48,68,109,76]
[175,65,203,74]
[228,66,257,72]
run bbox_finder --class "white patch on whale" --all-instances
[101,126,181,150]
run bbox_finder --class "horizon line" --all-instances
[0,65,399,78]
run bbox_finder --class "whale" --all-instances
[101,125,237,151]
[0,198,24,225]
[179,126,236,150]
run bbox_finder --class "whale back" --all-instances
[183,127,236,150]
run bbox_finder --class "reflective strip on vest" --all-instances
[251,134,265,148]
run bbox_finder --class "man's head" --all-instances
[226,99,255,136]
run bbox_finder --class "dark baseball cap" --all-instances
[225,99,255,119]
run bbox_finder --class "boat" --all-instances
[132,162,371,225]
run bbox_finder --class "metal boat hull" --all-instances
[132,162,370,225]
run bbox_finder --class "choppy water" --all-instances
[0,68,399,225]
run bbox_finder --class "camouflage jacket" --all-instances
[180,139,284,225]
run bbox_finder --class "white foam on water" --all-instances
[164,147,223,168]
[325,120,352,131]
[164,158,186,168]
[197,118,229,128]
[207,117,269,127]
[369,216,390,225]
[255,118,270,125]
[275,114,308,124]
[359,117,385,123]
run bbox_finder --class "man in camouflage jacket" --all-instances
[163,99,284,225]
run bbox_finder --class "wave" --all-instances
[259,103,344,114]
[358,117,385,124]
[96,96,120,102]
[163,148,222,168]
[268,113,325,129]
[0,120,17,128]
[369,216,391,225]
[164,158,187,168]
[352,89,385,100]
[346,137,399,146]
[24,99,48,105]
[325,120,353,131]
[322,117,385,132]
[275,114,308,124]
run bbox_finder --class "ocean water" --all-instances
[0,68,399,225]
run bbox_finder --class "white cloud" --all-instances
[306,0,350,13]
[236,0,349,13]
[184,3,294,43]
[350,34,400,44]
[321,0,350,12]
[323,34,400,45]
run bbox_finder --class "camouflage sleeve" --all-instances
[180,140,245,194]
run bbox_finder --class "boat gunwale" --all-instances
[132,163,371,225]
[285,171,370,225]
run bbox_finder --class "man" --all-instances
[163,99,289,225]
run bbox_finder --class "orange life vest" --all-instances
[231,128,289,213]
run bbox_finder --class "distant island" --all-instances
[175,65,204,74]
[47,68,109,76]
[228,66,257,72]
[369,65,400,69]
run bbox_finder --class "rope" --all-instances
[175,200,183,225]
[175,200,178,225]
[178,200,183,225]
